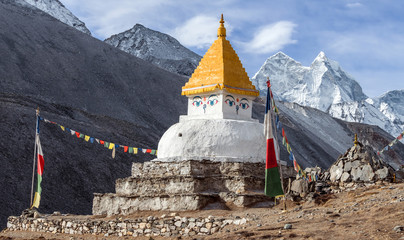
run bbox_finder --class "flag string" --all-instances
[269,89,316,182]
[377,130,404,156]
[39,116,157,157]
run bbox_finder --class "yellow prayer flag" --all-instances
[84,135,90,142]
[133,148,138,154]
[60,125,65,131]
[31,192,41,209]
[108,143,115,149]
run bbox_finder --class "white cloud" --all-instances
[243,21,297,54]
[171,15,226,49]
[346,2,363,8]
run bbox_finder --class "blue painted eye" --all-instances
[225,99,235,106]
[193,100,202,107]
[208,99,218,106]
[240,103,249,109]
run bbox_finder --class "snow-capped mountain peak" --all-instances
[251,51,367,112]
[23,0,91,35]
[312,51,327,63]
[105,24,201,76]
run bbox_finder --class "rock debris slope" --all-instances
[105,24,201,76]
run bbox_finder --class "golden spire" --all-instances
[354,134,359,146]
[182,14,258,97]
[217,14,226,37]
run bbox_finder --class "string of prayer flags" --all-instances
[39,117,158,157]
[268,87,308,180]
[377,130,404,155]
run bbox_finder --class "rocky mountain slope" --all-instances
[0,0,186,230]
[252,52,404,137]
[0,0,403,232]
[105,24,201,76]
[22,0,91,35]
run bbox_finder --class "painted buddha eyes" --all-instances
[193,95,218,109]
[239,98,249,109]
[225,99,235,106]
[225,95,235,107]
[208,95,219,106]
[192,96,202,107]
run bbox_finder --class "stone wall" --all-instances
[6,214,248,237]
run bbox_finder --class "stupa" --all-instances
[158,14,263,162]
[92,15,293,215]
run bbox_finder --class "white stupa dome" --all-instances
[157,119,265,162]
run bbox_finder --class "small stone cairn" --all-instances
[324,135,393,185]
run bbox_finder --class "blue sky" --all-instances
[61,0,404,98]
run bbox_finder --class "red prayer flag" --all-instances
[124,146,128,152]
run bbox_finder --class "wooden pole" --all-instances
[30,107,39,208]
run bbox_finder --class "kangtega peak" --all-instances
[23,0,91,35]
[105,24,201,76]
[252,52,404,137]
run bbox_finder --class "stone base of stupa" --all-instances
[92,160,295,216]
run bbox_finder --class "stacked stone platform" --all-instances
[93,160,294,216]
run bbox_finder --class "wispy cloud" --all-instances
[243,21,297,54]
[346,2,363,8]
[171,15,228,49]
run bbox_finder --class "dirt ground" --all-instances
[1,182,404,240]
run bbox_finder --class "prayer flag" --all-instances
[133,148,138,154]
[104,142,109,148]
[146,149,152,153]
[264,80,284,197]
[151,149,156,155]
[108,143,115,149]
[60,126,65,131]
[79,133,84,138]
[129,147,134,153]
[75,132,80,138]
[84,135,90,142]
[70,130,75,136]
[90,137,94,143]
[112,146,116,159]
[124,146,128,152]
[142,149,147,153]
[32,135,44,209]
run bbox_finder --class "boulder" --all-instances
[340,172,350,182]
[360,165,375,182]
[375,167,389,180]
[290,179,308,194]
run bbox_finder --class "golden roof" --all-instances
[182,14,259,97]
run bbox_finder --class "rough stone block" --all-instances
[375,167,388,180]
[340,172,350,182]
[330,165,343,182]
[343,161,352,172]
[360,165,375,182]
